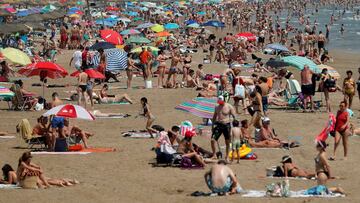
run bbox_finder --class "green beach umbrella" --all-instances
[126,36,151,44]
[281,56,320,73]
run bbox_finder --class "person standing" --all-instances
[77,68,92,109]
[211,96,236,162]
[331,101,351,161]
[343,70,356,109]
[301,65,315,112]
[139,47,151,80]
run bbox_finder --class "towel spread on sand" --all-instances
[31,151,91,155]
[95,114,131,119]
[122,131,159,138]
[78,148,116,153]
[0,136,15,139]
[266,176,316,180]
[0,184,21,189]
[242,190,344,198]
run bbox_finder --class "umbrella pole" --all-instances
[43,82,45,98]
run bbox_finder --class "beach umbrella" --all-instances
[197,11,206,16]
[187,23,200,28]
[70,69,105,79]
[18,62,68,79]
[118,17,132,23]
[281,56,320,73]
[136,22,155,29]
[150,24,164,32]
[0,86,14,99]
[42,5,56,13]
[164,23,180,30]
[126,36,151,44]
[100,29,124,45]
[265,59,289,68]
[202,20,225,28]
[156,31,172,37]
[90,42,116,50]
[95,20,115,27]
[236,32,256,42]
[133,17,144,21]
[92,12,107,18]
[130,46,159,53]
[106,6,119,11]
[68,7,80,12]
[120,29,141,35]
[265,43,289,52]
[104,48,128,72]
[69,14,80,18]
[317,64,341,79]
[1,48,31,66]
[185,20,197,25]
[175,97,217,119]
[125,11,139,16]
[43,104,95,120]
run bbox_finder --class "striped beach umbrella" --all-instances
[0,86,14,99]
[175,97,217,119]
[281,56,320,73]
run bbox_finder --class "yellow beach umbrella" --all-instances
[130,46,159,53]
[69,14,80,18]
[150,24,164,33]
[1,47,31,66]
[317,64,341,79]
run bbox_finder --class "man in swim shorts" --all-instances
[211,96,236,162]
[301,65,315,112]
[204,160,242,195]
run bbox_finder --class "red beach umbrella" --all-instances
[100,29,124,45]
[70,69,105,79]
[18,62,68,79]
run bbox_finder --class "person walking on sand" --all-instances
[139,97,157,138]
[301,65,315,112]
[77,67,92,109]
[211,96,236,162]
[343,70,356,109]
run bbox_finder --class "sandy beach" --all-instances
[0,42,359,203]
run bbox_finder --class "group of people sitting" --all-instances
[0,152,79,188]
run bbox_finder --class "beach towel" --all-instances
[31,151,91,155]
[316,113,336,142]
[242,190,344,198]
[95,114,131,119]
[78,148,116,153]
[0,184,21,189]
[0,135,15,139]
[122,131,159,138]
[266,176,316,180]
[106,102,130,105]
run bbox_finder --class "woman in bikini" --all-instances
[96,84,133,104]
[182,52,192,83]
[331,101,351,160]
[343,70,356,109]
[167,50,181,88]
[127,53,137,89]
[140,97,157,138]
[156,50,169,88]
[281,156,315,178]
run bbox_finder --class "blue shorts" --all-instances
[206,176,232,194]
[51,117,65,129]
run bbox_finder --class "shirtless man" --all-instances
[204,160,242,195]
[50,92,63,108]
[77,68,91,108]
[301,65,314,112]
[258,77,269,115]
[63,118,92,149]
[211,96,236,162]
[317,31,326,54]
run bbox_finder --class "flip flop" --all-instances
[329,157,336,161]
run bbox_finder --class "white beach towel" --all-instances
[266,176,316,180]
[122,131,159,138]
[96,115,128,119]
[0,136,15,139]
[242,190,344,198]
[31,152,91,155]
[0,184,21,189]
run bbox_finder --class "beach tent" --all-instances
[281,56,320,73]
[176,97,217,119]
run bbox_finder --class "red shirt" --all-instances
[335,110,349,132]
[139,51,151,64]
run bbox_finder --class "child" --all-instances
[240,119,251,144]
[231,120,242,163]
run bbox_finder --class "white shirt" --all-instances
[72,50,82,69]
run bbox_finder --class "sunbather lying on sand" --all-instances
[204,160,242,195]
[93,84,133,104]
[17,152,79,188]
[280,156,315,178]
[63,118,93,148]
[91,110,130,118]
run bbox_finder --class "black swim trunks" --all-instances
[212,122,231,141]
[79,85,87,92]
[301,84,314,96]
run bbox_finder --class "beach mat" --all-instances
[95,114,131,119]
[0,136,15,139]
[0,184,21,189]
[265,176,316,180]
[122,131,158,138]
[242,190,344,198]
[31,151,91,155]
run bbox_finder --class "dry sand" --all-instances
[0,32,360,203]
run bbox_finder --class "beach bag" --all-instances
[234,84,245,98]
[266,180,290,197]
[180,157,193,168]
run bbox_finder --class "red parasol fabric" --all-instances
[70,69,105,79]
[43,104,95,120]
[106,6,120,11]
[18,62,68,79]
[235,32,257,42]
[100,29,124,45]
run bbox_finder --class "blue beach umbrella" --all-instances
[164,23,180,30]
[136,22,155,29]
[95,20,115,27]
[202,20,225,27]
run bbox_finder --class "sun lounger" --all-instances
[16,119,46,150]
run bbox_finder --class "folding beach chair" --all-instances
[10,84,31,111]
[16,119,46,150]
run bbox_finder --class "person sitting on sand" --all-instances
[0,164,17,184]
[94,84,133,104]
[49,92,63,108]
[63,118,93,149]
[204,160,242,195]
[32,116,55,151]
[280,156,315,178]
[17,152,79,188]
[177,131,206,167]
[186,69,201,88]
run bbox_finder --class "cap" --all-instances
[218,95,224,101]
[185,130,195,138]
[281,155,291,163]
